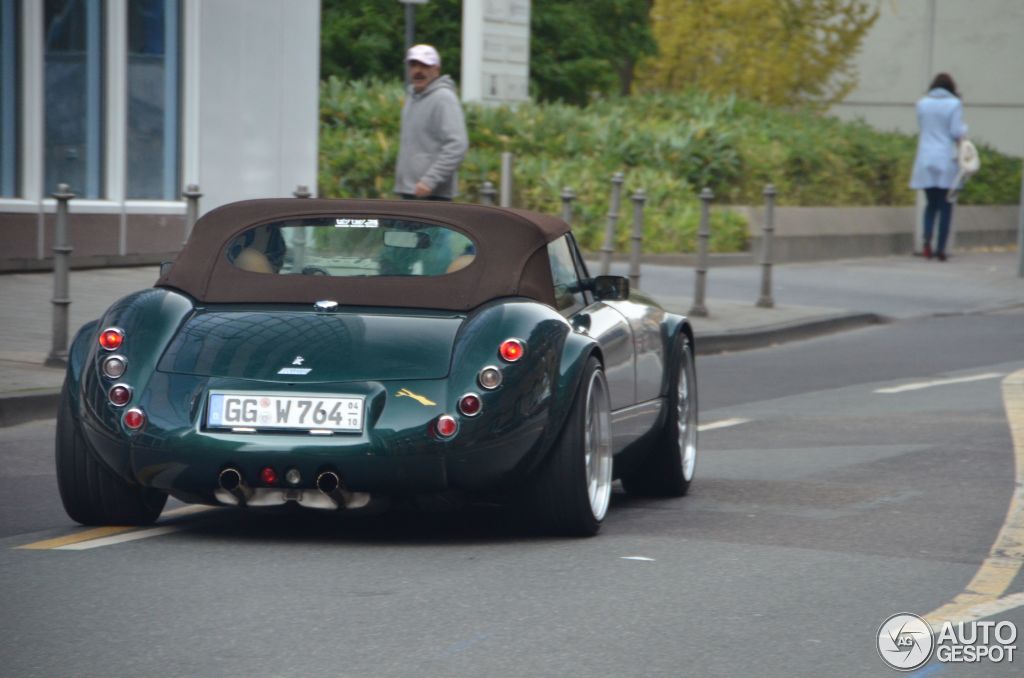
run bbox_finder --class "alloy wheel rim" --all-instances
[678,350,697,482]
[584,370,613,521]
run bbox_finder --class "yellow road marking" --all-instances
[15,505,217,550]
[924,368,1024,630]
[16,526,136,550]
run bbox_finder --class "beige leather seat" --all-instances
[446,254,475,273]
[235,248,275,274]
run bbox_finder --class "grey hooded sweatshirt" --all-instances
[393,75,468,199]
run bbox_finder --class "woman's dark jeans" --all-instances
[923,187,954,254]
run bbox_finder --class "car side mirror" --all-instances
[590,275,629,301]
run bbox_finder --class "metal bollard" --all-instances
[689,187,714,317]
[499,152,514,208]
[182,183,202,246]
[560,187,576,224]
[628,189,646,291]
[46,183,75,367]
[293,185,312,199]
[600,172,625,276]
[480,181,497,206]
[756,184,777,308]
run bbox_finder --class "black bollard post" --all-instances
[46,183,75,367]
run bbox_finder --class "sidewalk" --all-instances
[1,250,1021,426]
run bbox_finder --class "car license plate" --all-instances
[206,392,364,432]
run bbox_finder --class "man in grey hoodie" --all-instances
[393,44,468,200]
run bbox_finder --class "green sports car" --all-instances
[56,199,697,536]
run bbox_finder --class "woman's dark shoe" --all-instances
[923,243,933,259]
[936,252,947,262]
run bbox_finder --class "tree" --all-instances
[320,0,656,105]
[320,0,462,84]
[639,0,878,107]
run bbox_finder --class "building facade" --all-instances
[0,0,320,271]
[831,0,1024,158]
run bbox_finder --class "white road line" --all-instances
[55,525,182,550]
[698,418,750,432]
[620,556,656,562]
[928,591,1024,631]
[875,372,1005,394]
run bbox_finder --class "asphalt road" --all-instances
[1,308,1023,677]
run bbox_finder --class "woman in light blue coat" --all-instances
[910,73,968,261]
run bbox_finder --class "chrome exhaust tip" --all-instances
[316,471,347,510]
[218,467,251,506]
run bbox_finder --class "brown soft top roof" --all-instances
[157,198,571,311]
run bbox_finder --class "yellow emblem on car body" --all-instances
[396,388,436,407]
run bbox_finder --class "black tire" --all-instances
[520,357,613,537]
[55,382,167,526]
[621,337,698,497]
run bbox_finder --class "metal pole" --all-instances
[689,187,713,317]
[46,183,75,367]
[182,183,202,246]
[600,172,624,275]
[628,189,646,291]
[560,187,576,224]
[757,184,777,308]
[480,181,497,206]
[1017,167,1024,278]
[499,152,513,208]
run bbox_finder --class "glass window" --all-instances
[1,0,20,196]
[227,218,477,278]
[548,236,586,313]
[44,0,104,198]
[126,0,179,199]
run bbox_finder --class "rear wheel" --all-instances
[521,357,612,536]
[55,382,167,526]
[621,337,698,497]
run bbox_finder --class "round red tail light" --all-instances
[123,408,146,430]
[435,414,458,439]
[260,467,279,485]
[499,339,524,362]
[108,384,132,407]
[458,393,482,417]
[99,328,124,351]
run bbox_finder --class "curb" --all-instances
[695,312,887,356]
[0,390,60,428]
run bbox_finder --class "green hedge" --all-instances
[319,78,1022,253]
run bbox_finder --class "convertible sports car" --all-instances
[56,199,697,536]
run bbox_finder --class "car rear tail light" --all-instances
[434,414,458,439]
[108,384,132,407]
[260,467,279,485]
[102,355,127,379]
[478,366,502,390]
[499,338,524,362]
[99,327,124,351]
[123,408,146,431]
[458,393,482,417]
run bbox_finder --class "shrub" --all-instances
[319,78,1022,253]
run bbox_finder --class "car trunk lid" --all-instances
[157,306,464,382]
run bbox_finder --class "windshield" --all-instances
[226,217,476,277]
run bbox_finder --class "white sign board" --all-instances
[461,0,531,104]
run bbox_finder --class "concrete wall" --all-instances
[189,0,321,212]
[744,205,1019,262]
[832,0,1024,158]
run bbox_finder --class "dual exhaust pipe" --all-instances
[218,467,351,509]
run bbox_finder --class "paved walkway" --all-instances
[1,250,1021,425]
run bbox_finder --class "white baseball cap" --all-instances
[405,44,440,67]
